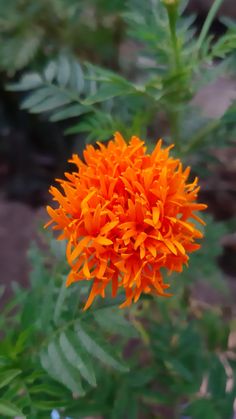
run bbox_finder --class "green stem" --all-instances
[196,0,223,52]
[165,3,182,151]
[166,4,181,71]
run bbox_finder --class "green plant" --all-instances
[0,0,126,74]
[7,0,236,156]
[0,215,235,419]
[2,0,236,418]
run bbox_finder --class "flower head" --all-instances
[46,133,207,309]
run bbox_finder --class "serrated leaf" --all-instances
[59,331,96,387]
[57,55,71,86]
[6,73,42,91]
[46,341,85,395]
[44,61,57,82]
[29,382,68,397]
[85,62,126,83]
[1,29,42,72]
[75,323,129,372]
[21,87,53,109]
[30,93,71,113]
[0,400,25,418]
[0,369,22,389]
[94,308,139,338]
[82,83,133,105]
[65,121,92,135]
[31,399,69,411]
[69,60,85,93]
[50,104,90,122]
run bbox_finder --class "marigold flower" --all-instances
[46,132,207,309]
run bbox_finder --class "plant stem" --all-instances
[166,3,181,72]
[196,0,223,52]
[165,3,182,151]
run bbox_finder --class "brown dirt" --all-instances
[0,201,46,309]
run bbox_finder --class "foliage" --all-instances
[1,214,236,418]
[7,0,236,161]
[0,0,126,74]
[2,0,236,418]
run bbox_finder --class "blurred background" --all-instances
[1,1,236,418]
[0,0,236,309]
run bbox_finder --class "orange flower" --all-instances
[46,132,207,309]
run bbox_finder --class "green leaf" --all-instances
[57,55,71,86]
[94,308,139,338]
[200,311,230,351]
[44,60,57,82]
[53,276,68,325]
[82,83,133,105]
[41,341,85,395]
[30,93,71,113]
[21,87,53,109]
[69,60,85,93]
[6,73,42,91]
[0,380,23,404]
[11,328,32,356]
[31,399,70,411]
[208,355,227,398]
[65,121,93,135]
[165,359,193,382]
[85,63,127,83]
[65,400,109,418]
[0,369,22,389]
[184,398,220,419]
[0,400,25,418]
[59,331,97,387]
[75,323,129,372]
[126,367,156,388]
[25,370,45,384]
[50,104,90,122]
[111,384,131,419]
[29,382,69,397]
